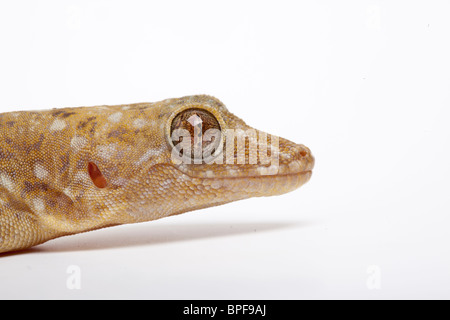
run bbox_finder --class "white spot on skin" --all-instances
[0,190,10,207]
[257,165,279,176]
[0,173,15,192]
[34,163,49,180]
[70,136,88,150]
[211,180,222,190]
[49,119,67,131]
[135,146,165,165]
[136,149,154,166]
[32,198,45,214]
[63,187,75,199]
[111,177,128,187]
[256,167,266,175]
[74,171,91,184]
[267,165,279,175]
[132,118,147,129]
[108,112,123,123]
[96,143,117,160]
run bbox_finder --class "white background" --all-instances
[0,0,449,300]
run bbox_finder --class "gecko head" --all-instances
[145,95,315,218]
[89,95,313,222]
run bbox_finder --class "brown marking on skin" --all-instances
[77,116,96,129]
[0,148,14,160]
[107,127,128,139]
[29,134,45,152]
[23,181,34,193]
[10,134,45,154]
[6,121,15,127]
[89,122,98,135]
[59,153,70,173]
[6,196,34,220]
[46,198,57,208]
[61,112,76,118]
[39,188,85,221]
[22,181,50,195]
[53,192,75,213]
[52,110,76,118]
[36,182,50,191]
[52,110,66,117]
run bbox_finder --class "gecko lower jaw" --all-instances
[200,169,313,197]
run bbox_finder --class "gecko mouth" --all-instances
[171,161,314,197]
[204,170,313,197]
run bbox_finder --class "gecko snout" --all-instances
[270,137,315,177]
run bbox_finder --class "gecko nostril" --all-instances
[300,150,307,157]
[88,162,107,188]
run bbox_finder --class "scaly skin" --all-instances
[0,95,314,253]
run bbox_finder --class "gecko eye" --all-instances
[170,108,222,162]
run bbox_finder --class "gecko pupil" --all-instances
[170,108,221,161]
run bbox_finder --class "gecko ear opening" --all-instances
[88,162,107,188]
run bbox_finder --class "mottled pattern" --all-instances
[0,95,314,253]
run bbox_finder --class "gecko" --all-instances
[0,95,314,253]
